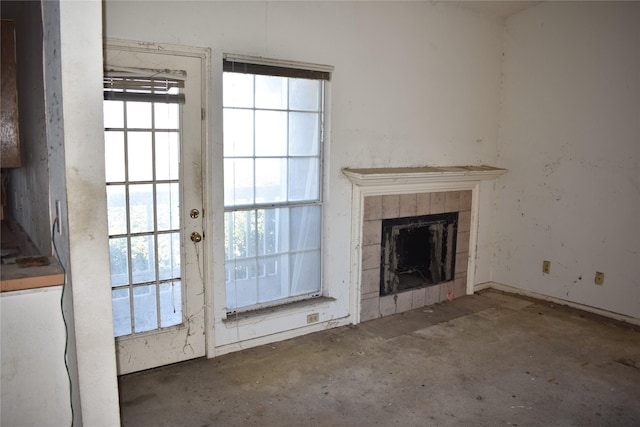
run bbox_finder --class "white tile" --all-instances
[416,193,431,215]
[399,194,417,217]
[362,244,381,270]
[459,190,472,211]
[396,291,413,313]
[364,196,382,220]
[380,295,397,317]
[382,195,400,219]
[363,220,382,246]
[459,211,471,232]
[431,192,445,214]
[445,191,460,213]
[360,296,380,322]
[412,287,427,309]
[361,268,381,295]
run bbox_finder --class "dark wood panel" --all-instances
[1,20,20,168]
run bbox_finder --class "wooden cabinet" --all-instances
[1,19,20,168]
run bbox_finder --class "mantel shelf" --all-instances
[342,165,507,187]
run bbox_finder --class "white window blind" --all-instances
[104,66,186,104]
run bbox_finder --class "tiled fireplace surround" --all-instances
[360,190,471,321]
[343,166,507,324]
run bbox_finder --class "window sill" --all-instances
[223,296,336,324]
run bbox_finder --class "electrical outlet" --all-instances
[307,313,319,324]
[595,272,604,285]
[542,260,551,274]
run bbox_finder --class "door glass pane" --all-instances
[128,132,153,181]
[154,103,179,129]
[157,232,181,281]
[104,100,124,128]
[160,281,182,327]
[109,238,129,287]
[133,284,158,333]
[129,184,154,233]
[156,183,180,231]
[155,132,179,180]
[131,235,156,284]
[127,101,152,128]
[106,185,127,235]
[112,288,131,337]
[105,131,125,182]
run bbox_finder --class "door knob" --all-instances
[190,232,202,243]
[190,209,200,219]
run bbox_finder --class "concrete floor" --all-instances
[119,289,640,426]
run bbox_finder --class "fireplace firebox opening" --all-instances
[380,212,458,296]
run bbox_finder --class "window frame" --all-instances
[222,54,332,314]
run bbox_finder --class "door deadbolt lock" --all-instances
[190,209,200,219]
[190,232,202,243]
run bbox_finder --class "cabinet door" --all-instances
[1,20,20,168]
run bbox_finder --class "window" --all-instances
[223,56,330,312]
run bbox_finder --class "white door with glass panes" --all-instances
[103,43,206,375]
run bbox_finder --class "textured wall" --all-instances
[495,2,640,319]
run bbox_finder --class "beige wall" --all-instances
[495,1,640,319]
[103,0,506,353]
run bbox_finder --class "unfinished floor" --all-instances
[119,289,640,426]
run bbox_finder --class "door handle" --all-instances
[190,232,202,243]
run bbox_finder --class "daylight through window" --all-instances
[223,57,330,312]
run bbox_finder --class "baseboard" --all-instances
[474,281,640,326]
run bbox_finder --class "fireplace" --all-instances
[355,190,470,321]
[380,212,458,296]
[342,165,507,323]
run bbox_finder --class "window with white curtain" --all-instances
[223,56,330,313]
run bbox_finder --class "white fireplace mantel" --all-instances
[343,165,507,324]
[342,165,507,187]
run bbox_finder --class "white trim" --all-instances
[213,315,351,357]
[477,281,640,326]
[342,166,507,187]
[223,53,334,73]
[104,65,186,80]
[104,38,209,59]
[344,166,506,324]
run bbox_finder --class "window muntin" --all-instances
[104,76,183,337]
[223,59,327,312]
